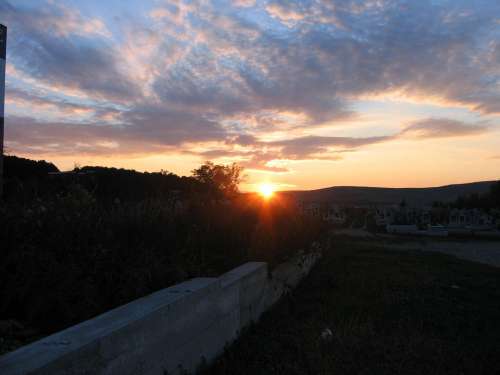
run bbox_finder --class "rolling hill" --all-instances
[283,181,497,206]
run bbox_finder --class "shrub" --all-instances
[0,185,324,335]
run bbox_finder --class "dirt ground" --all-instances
[381,238,500,267]
[333,228,500,267]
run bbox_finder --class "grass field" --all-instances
[204,239,500,375]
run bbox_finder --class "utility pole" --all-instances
[0,24,6,198]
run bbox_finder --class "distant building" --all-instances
[375,206,396,226]
[449,208,495,230]
[493,209,500,229]
[419,207,432,227]
[323,204,346,224]
[299,202,322,218]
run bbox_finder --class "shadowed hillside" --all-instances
[283,181,497,206]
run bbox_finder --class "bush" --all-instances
[0,184,325,336]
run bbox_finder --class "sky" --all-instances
[0,0,499,191]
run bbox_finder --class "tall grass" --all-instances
[0,184,324,336]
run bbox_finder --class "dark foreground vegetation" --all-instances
[0,156,324,354]
[206,238,500,375]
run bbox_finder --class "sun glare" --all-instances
[258,183,275,199]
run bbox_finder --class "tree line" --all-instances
[0,155,324,349]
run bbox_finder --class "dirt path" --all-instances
[384,239,500,267]
[333,229,500,267]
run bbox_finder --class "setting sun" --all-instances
[258,183,275,199]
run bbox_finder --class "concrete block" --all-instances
[0,255,319,375]
[0,278,218,375]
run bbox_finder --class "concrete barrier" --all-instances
[0,251,321,375]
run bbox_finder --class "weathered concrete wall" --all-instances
[0,251,321,375]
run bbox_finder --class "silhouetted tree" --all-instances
[0,156,326,341]
[450,180,500,210]
[399,198,407,208]
[191,162,243,197]
[490,181,500,208]
[3,155,60,203]
[4,155,59,178]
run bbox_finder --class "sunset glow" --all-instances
[2,4,500,373]
[258,183,275,200]
[0,1,499,189]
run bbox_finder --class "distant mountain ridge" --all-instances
[283,181,498,206]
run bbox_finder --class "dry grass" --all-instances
[205,238,500,375]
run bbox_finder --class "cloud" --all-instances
[4,116,125,156]
[4,107,228,156]
[265,3,305,25]
[267,135,393,159]
[0,1,110,39]
[188,133,393,172]
[400,118,489,139]
[0,1,138,102]
[189,115,492,172]
[16,35,138,102]
[146,0,500,129]
[5,87,120,121]
[242,154,292,173]
[1,0,499,172]
[233,0,256,8]
[5,109,490,175]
